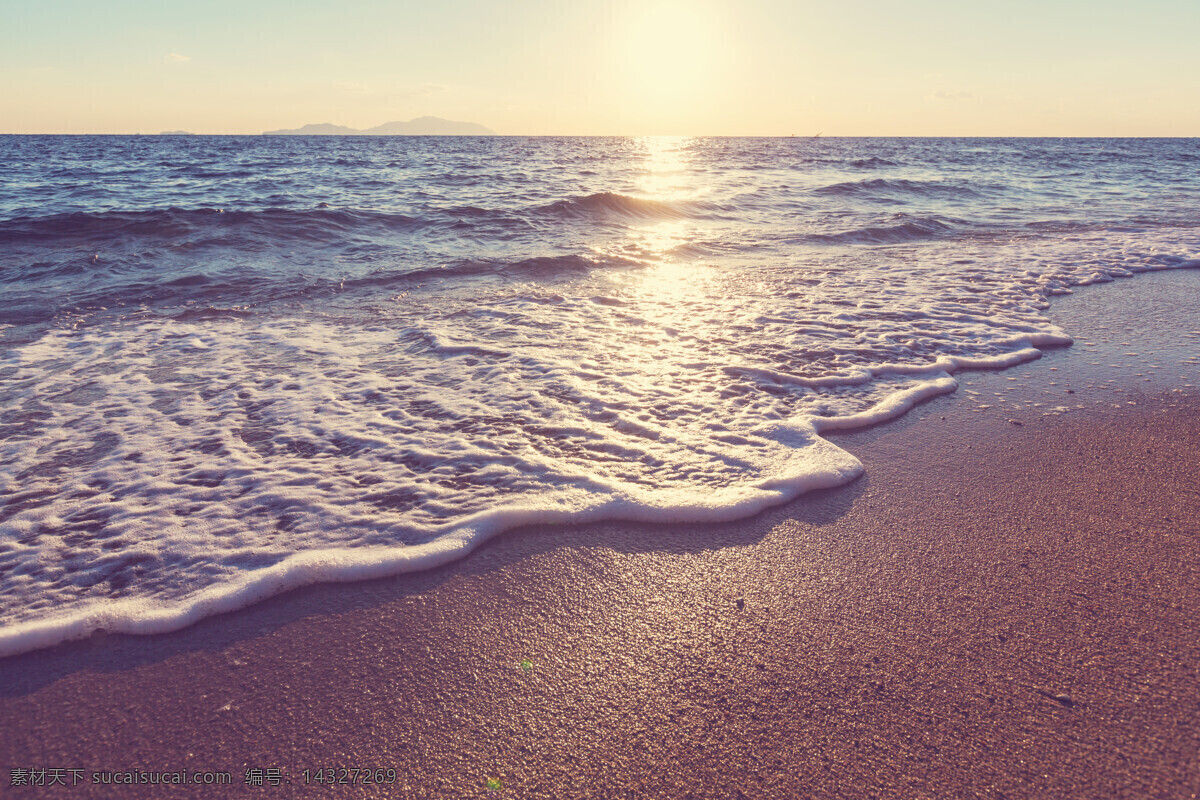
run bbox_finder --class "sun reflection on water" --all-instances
[636,135,698,202]
[577,136,735,406]
[627,136,715,303]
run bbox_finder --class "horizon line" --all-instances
[3,132,1199,139]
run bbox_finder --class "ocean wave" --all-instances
[813,178,980,199]
[335,254,607,288]
[172,167,259,179]
[535,192,723,221]
[506,254,599,275]
[168,305,257,322]
[807,215,956,244]
[847,157,899,168]
[0,207,427,247]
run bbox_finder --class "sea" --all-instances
[1,135,1197,656]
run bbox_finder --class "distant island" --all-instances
[158,130,196,136]
[263,117,495,136]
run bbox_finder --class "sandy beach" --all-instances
[2,269,1199,799]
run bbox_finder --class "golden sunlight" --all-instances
[589,137,706,302]
[613,3,725,123]
[637,135,695,200]
[627,137,708,304]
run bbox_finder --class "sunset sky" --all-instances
[3,0,1197,136]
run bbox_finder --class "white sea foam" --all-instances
[2,249,1191,657]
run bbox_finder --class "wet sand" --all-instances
[2,270,1199,799]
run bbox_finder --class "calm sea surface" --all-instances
[1,135,1197,654]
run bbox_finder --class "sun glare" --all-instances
[613,3,726,128]
[637,135,694,199]
[626,137,710,304]
[589,136,707,299]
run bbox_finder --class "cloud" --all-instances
[929,89,974,101]
[164,53,191,64]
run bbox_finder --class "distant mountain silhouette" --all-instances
[263,117,495,136]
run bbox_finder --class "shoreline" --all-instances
[1,269,1199,797]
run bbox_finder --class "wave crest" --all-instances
[813,178,979,199]
[0,207,425,247]
[536,192,720,221]
[808,216,955,244]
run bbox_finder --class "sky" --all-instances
[2,0,1198,136]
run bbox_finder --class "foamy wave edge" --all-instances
[0,332,1072,658]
